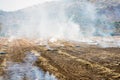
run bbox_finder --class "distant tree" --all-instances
[114,22,120,33]
[0,23,2,32]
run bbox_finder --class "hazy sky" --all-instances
[0,0,57,11]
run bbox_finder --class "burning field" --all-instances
[0,37,120,80]
[0,0,120,80]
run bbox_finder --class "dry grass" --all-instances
[0,38,120,80]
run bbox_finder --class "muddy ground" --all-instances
[0,38,120,80]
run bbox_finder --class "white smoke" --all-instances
[1,0,120,47]
[2,1,109,38]
[2,52,57,80]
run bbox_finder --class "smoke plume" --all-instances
[0,0,119,47]
[2,52,57,80]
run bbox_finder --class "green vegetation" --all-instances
[114,22,120,33]
[0,23,1,32]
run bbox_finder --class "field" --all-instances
[0,38,120,80]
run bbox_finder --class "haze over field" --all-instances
[0,1,120,80]
[0,0,120,42]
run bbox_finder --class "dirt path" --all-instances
[0,38,120,80]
